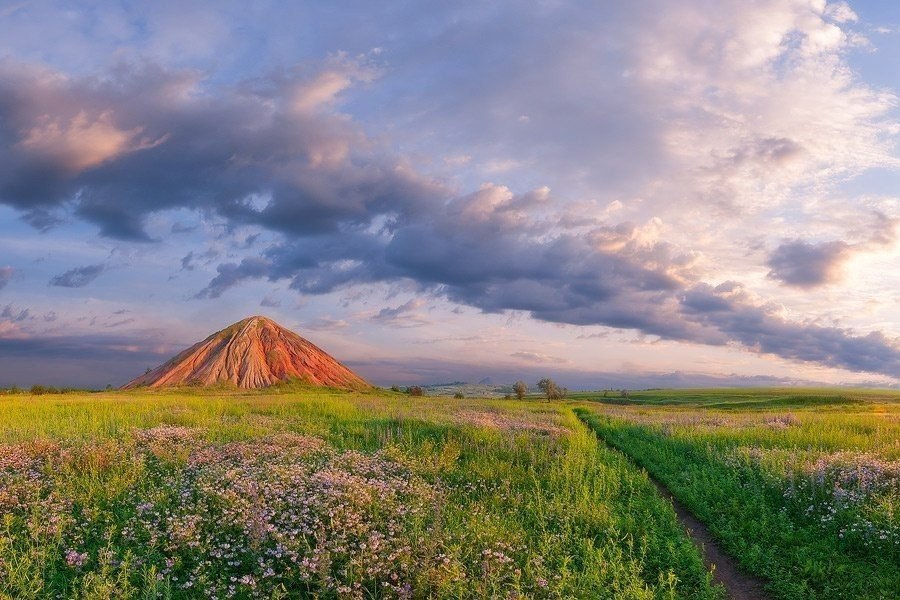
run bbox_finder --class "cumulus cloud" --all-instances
[767,212,898,288]
[681,282,899,376]
[49,264,106,288]
[0,58,444,241]
[767,240,851,288]
[191,181,900,378]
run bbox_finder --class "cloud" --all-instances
[259,295,281,308]
[1,304,31,322]
[0,266,13,290]
[302,316,349,331]
[0,58,444,241]
[510,351,568,365]
[195,257,271,299]
[0,2,896,383]
[190,181,900,378]
[106,318,136,328]
[767,213,898,288]
[370,299,430,328]
[49,264,106,288]
[681,282,899,377]
[767,240,851,288]
[181,249,219,271]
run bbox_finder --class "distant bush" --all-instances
[408,386,424,396]
[24,385,84,395]
[453,392,464,399]
[390,385,401,392]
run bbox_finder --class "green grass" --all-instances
[577,389,900,600]
[0,388,722,599]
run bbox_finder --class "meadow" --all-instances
[0,386,721,599]
[576,388,900,600]
[2,386,897,599]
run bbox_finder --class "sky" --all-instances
[0,0,898,389]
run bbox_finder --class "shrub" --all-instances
[453,392,464,399]
[408,386,424,396]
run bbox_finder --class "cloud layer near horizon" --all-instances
[0,0,898,385]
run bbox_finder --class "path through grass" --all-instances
[577,390,900,600]
[0,389,723,599]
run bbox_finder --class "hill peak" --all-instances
[123,316,368,390]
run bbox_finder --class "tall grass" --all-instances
[0,389,722,599]
[578,392,900,600]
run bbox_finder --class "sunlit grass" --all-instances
[0,388,722,599]
[578,389,900,600]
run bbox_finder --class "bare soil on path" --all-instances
[646,477,771,600]
[578,412,771,600]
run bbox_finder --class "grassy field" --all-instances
[0,387,722,599]
[576,388,900,600]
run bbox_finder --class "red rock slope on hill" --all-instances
[123,316,369,389]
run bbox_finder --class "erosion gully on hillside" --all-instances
[575,410,770,600]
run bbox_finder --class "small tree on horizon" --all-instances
[537,377,562,402]
[513,380,528,400]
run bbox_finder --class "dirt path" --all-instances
[646,477,771,600]
[578,413,771,600]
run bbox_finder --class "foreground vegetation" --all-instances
[577,388,900,600]
[0,388,721,599]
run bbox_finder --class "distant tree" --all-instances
[537,378,562,402]
[602,389,609,398]
[453,392,464,399]
[30,385,46,395]
[513,380,528,400]
[408,386,424,397]
[620,389,629,399]
[390,385,401,393]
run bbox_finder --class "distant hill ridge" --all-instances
[123,316,368,390]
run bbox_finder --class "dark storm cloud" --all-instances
[0,58,445,241]
[49,264,106,288]
[681,283,900,377]
[0,266,13,290]
[766,240,850,288]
